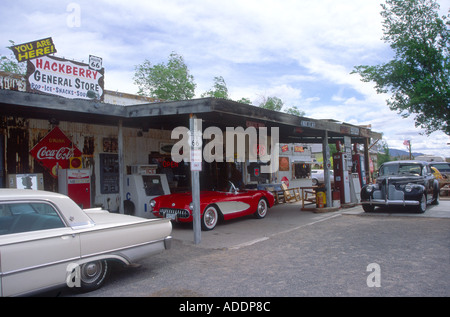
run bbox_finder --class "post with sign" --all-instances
[190,114,202,244]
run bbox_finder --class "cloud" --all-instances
[1,0,449,157]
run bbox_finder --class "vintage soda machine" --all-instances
[58,169,91,208]
[333,152,351,204]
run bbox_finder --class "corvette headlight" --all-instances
[189,202,194,210]
[150,200,156,208]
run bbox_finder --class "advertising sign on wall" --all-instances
[26,55,104,100]
[29,126,82,178]
[10,37,57,62]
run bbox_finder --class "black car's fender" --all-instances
[403,183,425,201]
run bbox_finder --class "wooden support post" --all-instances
[322,130,332,208]
[118,119,125,214]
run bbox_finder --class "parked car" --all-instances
[311,169,334,185]
[429,162,450,179]
[151,181,275,230]
[431,166,443,180]
[0,189,172,296]
[360,161,439,213]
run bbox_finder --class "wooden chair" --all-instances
[267,186,285,204]
[281,183,301,202]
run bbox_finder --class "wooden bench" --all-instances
[440,185,450,196]
[300,186,318,209]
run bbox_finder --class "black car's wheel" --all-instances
[432,187,440,205]
[201,205,219,231]
[416,193,427,213]
[362,204,375,213]
[79,260,110,292]
[254,198,268,219]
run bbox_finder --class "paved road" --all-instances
[67,199,450,298]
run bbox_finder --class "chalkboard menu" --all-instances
[99,153,119,194]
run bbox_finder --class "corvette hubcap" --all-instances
[258,201,267,216]
[205,209,216,226]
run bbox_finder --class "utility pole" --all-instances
[408,141,412,160]
[404,139,412,160]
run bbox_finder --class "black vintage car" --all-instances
[361,160,440,213]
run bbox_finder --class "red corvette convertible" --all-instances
[150,182,275,230]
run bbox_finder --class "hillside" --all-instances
[389,148,424,158]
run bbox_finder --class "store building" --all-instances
[0,70,382,213]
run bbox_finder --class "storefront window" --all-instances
[293,163,311,179]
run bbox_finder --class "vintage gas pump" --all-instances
[333,143,351,204]
[124,165,170,218]
[352,144,366,187]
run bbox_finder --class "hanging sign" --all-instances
[10,37,57,62]
[26,55,104,100]
[190,131,202,171]
[29,126,82,178]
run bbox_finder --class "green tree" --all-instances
[285,106,305,117]
[352,0,450,135]
[201,76,229,99]
[259,96,284,111]
[377,140,392,165]
[0,41,26,75]
[134,52,196,100]
[259,96,305,116]
[236,97,252,104]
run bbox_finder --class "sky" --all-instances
[1,0,449,157]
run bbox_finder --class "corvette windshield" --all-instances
[379,164,422,176]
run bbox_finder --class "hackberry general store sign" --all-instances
[26,55,104,100]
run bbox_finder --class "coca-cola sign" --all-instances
[30,126,82,178]
[36,146,75,161]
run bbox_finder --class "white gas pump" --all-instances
[124,165,170,218]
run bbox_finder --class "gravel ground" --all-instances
[76,213,450,298]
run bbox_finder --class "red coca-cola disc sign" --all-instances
[30,126,82,178]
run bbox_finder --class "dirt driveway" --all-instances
[171,198,450,249]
